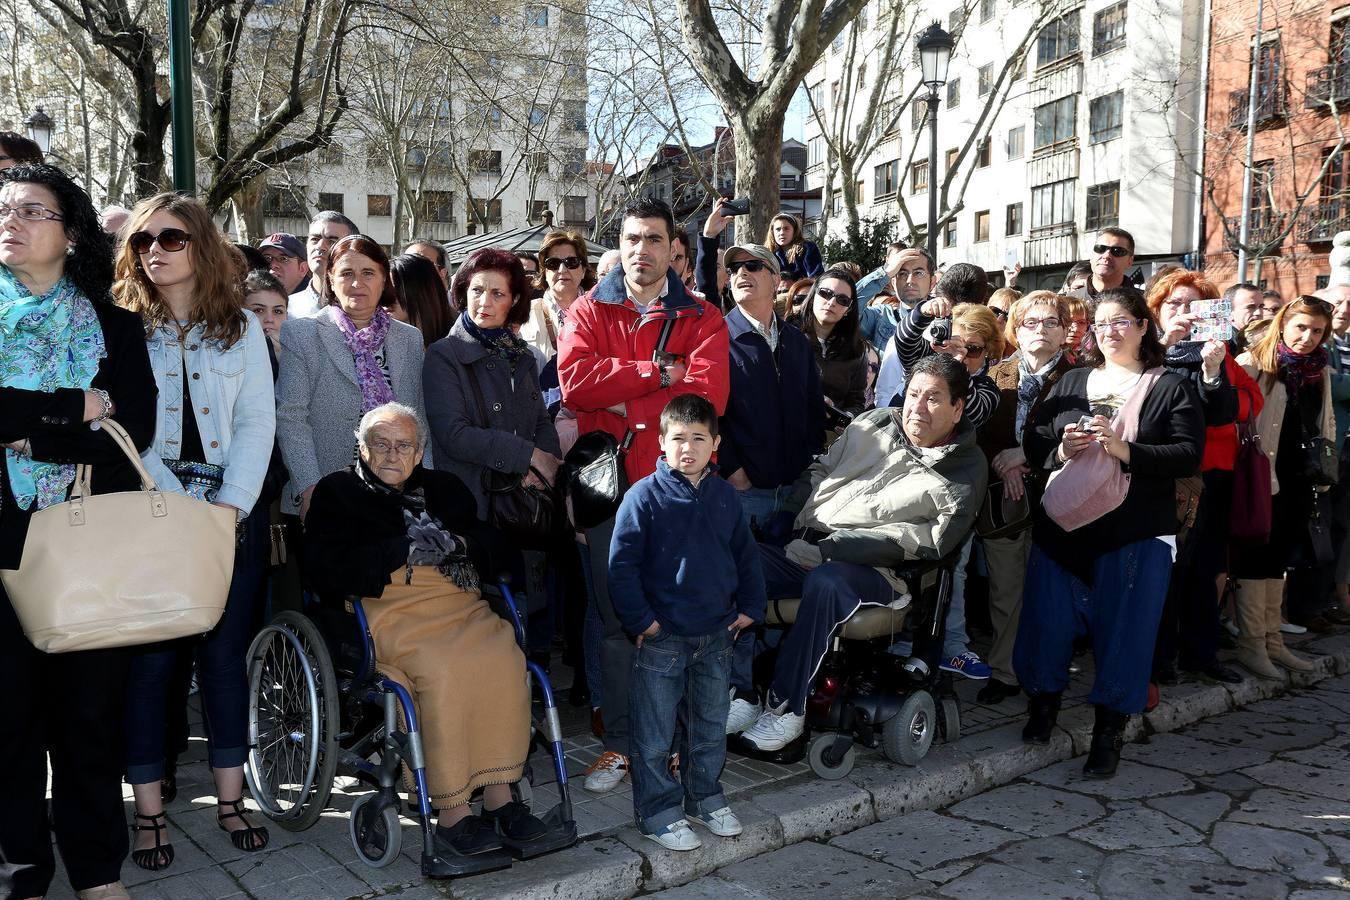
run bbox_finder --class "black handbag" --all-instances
[564,429,632,529]
[975,477,1032,539]
[463,364,558,549]
[1303,436,1340,487]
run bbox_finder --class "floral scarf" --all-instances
[0,267,105,510]
[460,313,530,365]
[1015,350,1063,443]
[1277,341,1328,394]
[336,305,396,413]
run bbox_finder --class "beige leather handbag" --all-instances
[1,418,237,653]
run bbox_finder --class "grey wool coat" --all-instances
[275,305,429,513]
[423,318,561,521]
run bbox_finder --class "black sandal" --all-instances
[130,811,175,871]
[217,798,270,852]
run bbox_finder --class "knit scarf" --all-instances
[1277,341,1328,394]
[460,313,530,365]
[1015,351,1062,442]
[1164,340,1205,367]
[0,267,105,510]
[336,306,396,413]
[354,458,479,592]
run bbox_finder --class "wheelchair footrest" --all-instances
[501,819,578,860]
[728,732,808,766]
[421,844,513,880]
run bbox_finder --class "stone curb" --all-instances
[443,634,1350,899]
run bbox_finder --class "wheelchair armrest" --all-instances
[889,533,969,591]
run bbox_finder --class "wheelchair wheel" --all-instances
[807,733,856,780]
[350,794,402,867]
[940,696,961,743]
[883,690,936,766]
[245,611,340,832]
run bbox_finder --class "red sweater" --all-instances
[1203,353,1263,471]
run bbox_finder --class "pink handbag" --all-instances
[1042,368,1163,532]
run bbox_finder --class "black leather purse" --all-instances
[1303,436,1340,487]
[975,477,1032,539]
[564,429,632,529]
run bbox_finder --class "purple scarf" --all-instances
[1277,341,1328,394]
[336,306,396,412]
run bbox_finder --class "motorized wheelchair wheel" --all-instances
[245,611,340,832]
[349,794,403,867]
[883,690,936,766]
[940,696,961,743]
[807,733,857,780]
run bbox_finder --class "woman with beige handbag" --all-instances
[113,194,276,870]
[0,164,158,900]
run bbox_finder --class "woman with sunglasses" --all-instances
[1232,297,1338,675]
[798,267,867,416]
[114,193,276,868]
[1017,288,1203,778]
[0,165,157,900]
[521,229,595,362]
[987,288,1019,360]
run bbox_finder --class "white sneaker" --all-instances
[689,806,743,837]
[739,701,805,752]
[582,750,629,793]
[644,819,702,851]
[726,689,762,734]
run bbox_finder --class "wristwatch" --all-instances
[659,365,672,389]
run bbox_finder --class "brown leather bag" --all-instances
[0,419,236,652]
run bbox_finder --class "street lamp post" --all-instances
[23,106,54,156]
[916,23,954,264]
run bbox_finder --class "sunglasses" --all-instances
[129,228,192,255]
[728,259,770,275]
[543,255,583,271]
[816,286,853,307]
[1093,244,1131,258]
[990,307,1008,320]
[943,342,985,359]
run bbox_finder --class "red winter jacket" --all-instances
[558,269,729,485]
[1203,352,1264,471]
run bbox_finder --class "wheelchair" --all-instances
[242,579,577,878]
[735,543,965,780]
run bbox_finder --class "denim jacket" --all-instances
[140,310,276,516]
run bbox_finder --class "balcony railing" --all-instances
[1224,210,1288,252]
[1305,65,1350,110]
[1229,86,1288,129]
[1296,200,1350,243]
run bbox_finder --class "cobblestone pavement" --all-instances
[653,673,1350,900]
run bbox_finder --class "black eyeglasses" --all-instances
[544,255,583,271]
[1093,244,1131,258]
[728,259,770,275]
[816,286,853,307]
[129,228,192,255]
[990,307,1008,320]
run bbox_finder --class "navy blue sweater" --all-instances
[608,459,766,637]
[719,306,826,488]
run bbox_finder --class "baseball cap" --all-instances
[722,243,781,279]
[258,232,304,260]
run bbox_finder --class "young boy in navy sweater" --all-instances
[608,394,766,851]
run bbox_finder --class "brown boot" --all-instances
[1265,578,1314,672]
[1234,579,1279,678]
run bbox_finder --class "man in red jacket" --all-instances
[558,197,729,793]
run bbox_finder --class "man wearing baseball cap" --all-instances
[258,232,309,295]
[697,198,826,735]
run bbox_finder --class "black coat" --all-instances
[0,302,158,568]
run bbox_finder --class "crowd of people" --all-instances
[2,128,1348,895]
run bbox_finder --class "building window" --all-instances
[858,64,867,91]
[563,101,587,132]
[943,219,958,247]
[1093,2,1128,55]
[1033,95,1077,151]
[529,106,548,127]
[1085,181,1120,230]
[832,30,845,54]
[947,78,961,107]
[780,174,798,191]
[525,5,548,27]
[974,210,991,242]
[559,148,585,176]
[317,145,344,166]
[981,0,996,24]
[1321,146,1350,201]
[977,138,992,168]
[910,159,929,193]
[945,147,960,176]
[912,99,928,131]
[874,159,900,197]
[1317,273,1332,290]
[1036,11,1080,68]
[530,200,550,222]
[420,190,456,223]
[1007,125,1025,159]
[316,192,344,214]
[563,195,587,224]
[1006,202,1023,235]
[1030,178,1077,233]
[1089,91,1124,144]
[264,184,307,217]
[978,64,994,97]
[810,82,824,113]
[527,151,548,173]
[469,149,501,173]
[367,194,392,217]
[808,136,825,167]
[467,198,502,229]
[949,6,968,36]
[1254,38,1283,113]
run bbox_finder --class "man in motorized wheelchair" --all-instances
[301,402,569,873]
[735,354,988,752]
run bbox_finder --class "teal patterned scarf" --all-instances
[0,266,106,510]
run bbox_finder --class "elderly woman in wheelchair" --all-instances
[260,401,572,876]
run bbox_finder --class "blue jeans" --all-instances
[1014,538,1173,714]
[125,506,269,782]
[581,542,603,707]
[629,628,732,833]
[732,487,789,695]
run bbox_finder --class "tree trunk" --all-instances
[730,105,786,243]
[232,179,265,243]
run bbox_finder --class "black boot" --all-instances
[1021,692,1062,744]
[1083,706,1129,778]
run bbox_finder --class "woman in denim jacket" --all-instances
[114,194,276,869]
